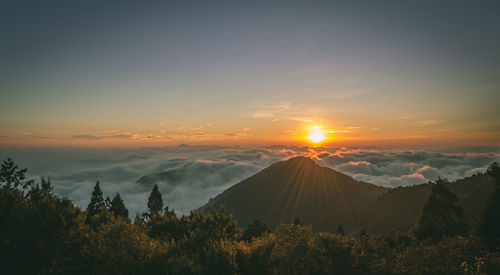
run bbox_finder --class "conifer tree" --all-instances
[415,178,467,241]
[110,192,129,219]
[105,196,111,208]
[0,157,33,189]
[242,219,270,241]
[147,184,163,215]
[476,162,500,249]
[337,224,344,236]
[87,181,105,217]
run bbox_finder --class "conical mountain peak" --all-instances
[205,157,386,232]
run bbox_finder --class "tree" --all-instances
[242,219,270,241]
[486,162,500,179]
[476,162,500,249]
[87,181,105,218]
[105,196,111,208]
[0,182,87,274]
[0,157,33,189]
[415,178,467,241]
[336,224,344,236]
[26,177,53,201]
[148,184,163,215]
[110,193,129,219]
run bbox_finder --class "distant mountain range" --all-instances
[203,157,495,235]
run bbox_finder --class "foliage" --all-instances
[0,180,87,274]
[2,158,500,274]
[241,219,270,241]
[148,184,163,215]
[109,192,129,220]
[0,157,33,189]
[337,224,345,236]
[415,178,467,241]
[83,215,166,275]
[477,162,500,249]
[87,181,105,218]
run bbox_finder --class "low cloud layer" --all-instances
[1,145,498,217]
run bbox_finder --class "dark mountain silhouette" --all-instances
[204,157,495,235]
[204,156,387,233]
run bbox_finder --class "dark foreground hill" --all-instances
[204,156,387,233]
[359,173,495,235]
[205,157,495,234]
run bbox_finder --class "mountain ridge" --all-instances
[204,156,495,235]
[204,156,387,233]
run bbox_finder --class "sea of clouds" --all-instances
[1,145,498,217]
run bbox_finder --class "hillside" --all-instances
[358,173,495,235]
[204,156,387,233]
[205,157,495,235]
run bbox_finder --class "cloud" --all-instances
[315,147,499,187]
[0,145,498,217]
[72,135,105,140]
[72,134,133,140]
[110,134,133,139]
[253,102,291,118]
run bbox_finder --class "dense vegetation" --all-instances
[1,158,499,274]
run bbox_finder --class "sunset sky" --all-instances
[1,1,499,147]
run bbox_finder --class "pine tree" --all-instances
[110,193,129,219]
[476,162,500,249]
[147,184,163,215]
[87,181,105,217]
[487,162,500,179]
[105,196,111,208]
[415,178,467,241]
[242,219,270,241]
[0,157,33,189]
[26,177,53,201]
[40,177,53,195]
[337,224,344,236]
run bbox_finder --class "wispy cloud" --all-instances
[72,135,106,140]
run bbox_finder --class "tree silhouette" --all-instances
[476,162,500,249]
[242,219,270,241]
[105,196,111,208]
[337,224,344,236]
[486,162,500,179]
[26,177,53,201]
[110,193,129,219]
[87,181,105,218]
[147,184,163,215]
[0,158,33,189]
[415,178,467,241]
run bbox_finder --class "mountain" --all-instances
[204,156,387,233]
[204,157,495,235]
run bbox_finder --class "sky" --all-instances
[1,1,500,147]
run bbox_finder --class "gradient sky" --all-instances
[1,1,499,147]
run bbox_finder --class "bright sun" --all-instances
[307,128,326,143]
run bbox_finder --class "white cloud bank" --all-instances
[1,145,498,217]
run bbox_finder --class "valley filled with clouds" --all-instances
[1,145,498,217]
